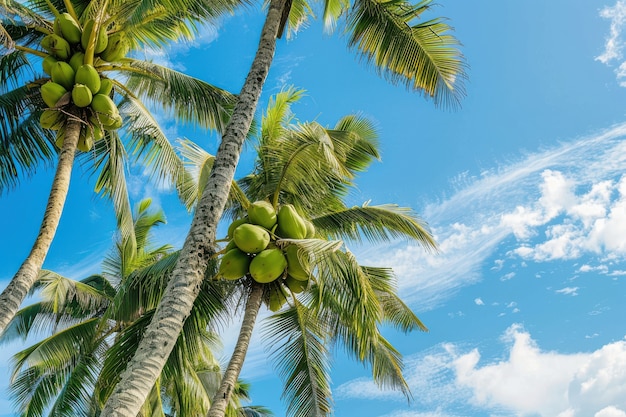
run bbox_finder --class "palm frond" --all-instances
[264,303,332,417]
[105,0,244,48]
[0,84,56,193]
[83,129,137,254]
[312,202,437,249]
[112,59,235,132]
[37,270,113,314]
[260,87,303,145]
[361,265,427,332]
[11,318,99,382]
[178,138,250,211]
[0,51,33,93]
[118,94,187,195]
[346,0,467,108]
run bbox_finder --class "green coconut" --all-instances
[233,223,270,254]
[285,275,307,294]
[304,219,316,238]
[249,249,287,284]
[227,217,248,239]
[276,204,307,239]
[284,245,309,281]
[248,200,277,229]
[218,249,251,280]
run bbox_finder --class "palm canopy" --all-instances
[281,0,466,107]
[0,0,242,333]
[0,0,238,199]
[178,87,434,417]
[2,199,272,417]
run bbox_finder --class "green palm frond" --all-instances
[118,94,187,192]
[327,113,380,172]
[178,138,250,211]
[84,129,137,255]
[105,0,243,48]
[0,51,33,93]
[362,265,426,332]
[113,59,235,132]
[0,303,45,343]
[322,0,349,30]
[0,111,57,193]
[11,318,99,382]
[260,87,303,146]
[45,346,101,417]
[308,250,412,398]
[106,251,177,323]
[312,202,437,248]
[264,302,332,417]
[37,270,113,314]
[2,0,53,33]
[346,0,467,108]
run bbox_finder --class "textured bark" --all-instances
[99,0,286,415]
[0,117,81,334]
[207,283,264,417]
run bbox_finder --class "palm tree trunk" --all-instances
[0,117,81,334]
[99,0,287,415]
[208,283,264,417]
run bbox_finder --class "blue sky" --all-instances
[2,0,626,416]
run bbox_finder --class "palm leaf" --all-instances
[178,138,250,211]
[84,129,137,255]
[0,51,33,93]
[111,59,235,132]
[312,202,437,248]
[362,265,426,332]
[264,302,332,417]
[346,0,467,107]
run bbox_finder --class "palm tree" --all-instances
[2,198,273,417]
[0,0,240,333]
[103,0,465,413]
[121,89,432,417]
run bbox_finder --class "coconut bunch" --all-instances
[217,200,316,311]
[39,12,129,151]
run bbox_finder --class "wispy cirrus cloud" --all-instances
[357,123,626,311]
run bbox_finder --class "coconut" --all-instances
[249,249,287,283]
[233,224,270,254]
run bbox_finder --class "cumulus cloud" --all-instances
[474,298,484,306]
[338,326,626,417]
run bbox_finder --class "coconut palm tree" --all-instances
[2,198,273,417]
[103,0,465,413]
[120,89,432,417]
[0,0,240,333]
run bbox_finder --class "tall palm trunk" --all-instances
[0,116,81,334]
[208,283,264,417]
[99,0,287,415]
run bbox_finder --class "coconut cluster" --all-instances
[39,13,129,151]
[217,201,316,311]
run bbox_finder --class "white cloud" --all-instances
[597,1,626,63]
[556,286,580,296]
[474,298,484,306]
[356,123,626,311]
[597,1,626,85]
[338,326,626,417]
[595,406,626,417]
